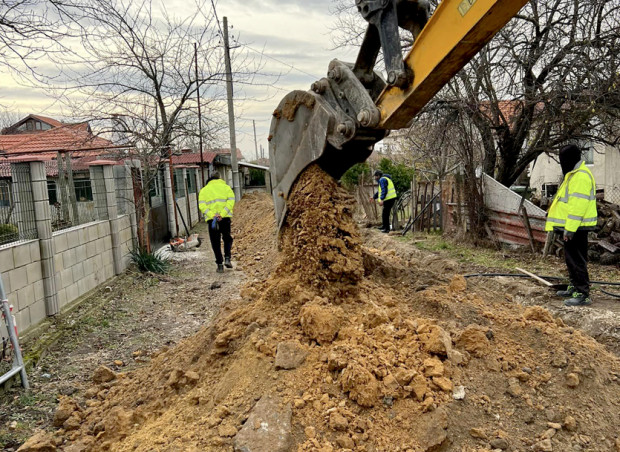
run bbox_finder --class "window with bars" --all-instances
[187,169,196,194]
[74,179,93,201]
[47,180,57,204]
[173,169,185,198]
[0,181,11,207]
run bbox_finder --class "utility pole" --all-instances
[252,120,259,162]
[223,16,241,200]
[194,43,205,186]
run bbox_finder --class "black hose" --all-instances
[600,288,620,299]
[463,273,620,287]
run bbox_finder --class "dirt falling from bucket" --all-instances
[277,164,364,298]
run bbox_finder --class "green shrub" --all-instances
[341,163,371,189]
[248,168,266,186]
[378,158,415,198]
[129,247,171,273]
[0,223,18,236]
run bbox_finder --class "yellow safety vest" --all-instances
[198,179,235,221]
[378,177,397,201]
[545,161,597,232]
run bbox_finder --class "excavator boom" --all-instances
[269,0,528,229]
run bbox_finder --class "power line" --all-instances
[238,43,321,80]
[209,0,319,82]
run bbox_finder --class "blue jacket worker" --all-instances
[371,170,397,233]
[545,144,598,306]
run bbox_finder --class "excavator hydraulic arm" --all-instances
[269,0,528,229]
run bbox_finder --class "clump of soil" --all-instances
[20,166,620,452]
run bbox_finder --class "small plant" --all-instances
[129,247,171,274]
[0,223,18,236]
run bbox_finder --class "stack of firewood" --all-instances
[591,200,620,266]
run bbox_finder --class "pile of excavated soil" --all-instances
[19,166,620,452]
[231,192,278,279]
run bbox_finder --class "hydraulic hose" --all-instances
[463,273,620,287]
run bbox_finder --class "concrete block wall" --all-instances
[118,215,134,269]
[0,241,46,335]
[52,221,115,310]
[1,162,138,336]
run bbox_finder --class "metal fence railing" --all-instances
[0,164,38,246]
[51,163,109,232]
[90,166,109,222]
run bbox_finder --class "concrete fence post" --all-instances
[29,161,59,316]
[163,165,177,237]
[90,162,123,276]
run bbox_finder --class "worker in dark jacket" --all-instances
[371,170,397,233]
[545,144,598,306]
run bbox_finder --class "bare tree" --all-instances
[0,0,77,83]
[55,0,262,248]
[435,0,620,186]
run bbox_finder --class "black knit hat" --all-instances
[559,144,581,175]
[374,170,383,177]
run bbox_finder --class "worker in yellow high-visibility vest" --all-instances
[198,172,236,273]
[371,170,397,233]
[545,145,598,306]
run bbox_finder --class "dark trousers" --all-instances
[564,229,590,296]
[382,198,396,231]
[208,217,233,264]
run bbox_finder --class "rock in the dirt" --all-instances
[336,434,355,449]
[16,431,57,452]
[410,375,428,401]
[507,377,523,397]
[524,306,555,323]
[341,363,380,407]
[53,396,81,427]
[432,376,453,392]
[299,302,341,344]
[419,324,453,357]
[566,373,580,388]
[92,365,117,384]
[394,368,416,386]
[415,407,448,451]
[469,428,488,440]
[383,373,400,392]
[234,396,292,452]
[329,411,349,431]
[452,385,466,400]
[449,275,467,293]
[218,424,238,437]
[490,438,510,450]
[423,357,444,377]
[564,415,578,432]
[456,326,489,358]
[274,341,308,370]
[533,438,553,451]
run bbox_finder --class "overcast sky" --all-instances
[0,0,360,161]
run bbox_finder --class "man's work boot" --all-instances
[556,285,575,297]
[216,264,224,273]
[564,292,592,307]
[224,257,233,268]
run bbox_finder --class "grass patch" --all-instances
[129,248,171,274]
